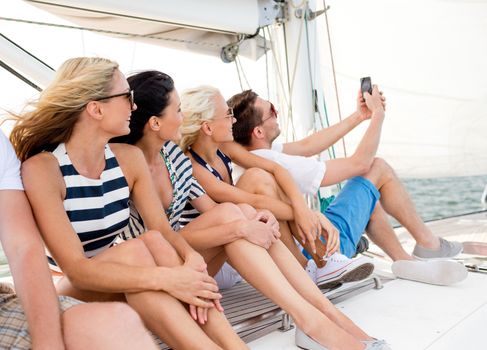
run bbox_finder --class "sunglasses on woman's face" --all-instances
[95,90,135,110]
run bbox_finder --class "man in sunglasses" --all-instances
[227,88,467,286]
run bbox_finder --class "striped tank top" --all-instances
[121,141,205,238]
[48,143,130,269]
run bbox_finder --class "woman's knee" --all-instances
[117,238,156,267]
[214,202,247,222]
[240,168,278,195]
[237,203,257,219]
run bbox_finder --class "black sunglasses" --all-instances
[95,90,135,110]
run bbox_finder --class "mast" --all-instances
[272,0,327,142]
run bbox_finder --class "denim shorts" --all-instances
[323,176,380,257]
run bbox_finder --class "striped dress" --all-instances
[121,141,205,238]
[49,143,130,270]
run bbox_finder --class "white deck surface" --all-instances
[249,271,487,350]
[249,211,487,350]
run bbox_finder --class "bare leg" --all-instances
[136,231,247,350]
[225,239,365,350]
[277,220,309,267]
[179,202,366,349]
[266,240,371,341]
[365,202,411,260]
[63,302,158,350]
[56,234,225,350]
[180,203,245,275]
[364,158,440,249]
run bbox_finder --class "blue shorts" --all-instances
[303,176,380,259]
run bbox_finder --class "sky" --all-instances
[1,0,487,178]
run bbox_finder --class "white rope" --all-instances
[263,26,270,100]
[234,59,245,91]
[321,0,347,156]
[265,26,291,109]
[236,56,251,90]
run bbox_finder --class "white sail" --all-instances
[2,0,486,179]
[318,0,487,177]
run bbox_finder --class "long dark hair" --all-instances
[112,70,175,144]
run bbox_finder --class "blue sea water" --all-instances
[1,175,486,278]
[400,175,487,222]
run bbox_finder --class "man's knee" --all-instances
[63,302,146,342]
[101,302,144,329]
[364,157,395,183]
[371,157,392,173]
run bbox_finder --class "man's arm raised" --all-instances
[282,89,385,157]
[320,86,386,186]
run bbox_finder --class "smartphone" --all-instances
[360,77,372,97]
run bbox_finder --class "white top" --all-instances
[247,143,326,195]
[0,132,23,191]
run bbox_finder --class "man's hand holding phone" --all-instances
[360,76,385,117]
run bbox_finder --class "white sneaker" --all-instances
[305,259,318,284]
[391,259,468,286]
[316,253,375,288]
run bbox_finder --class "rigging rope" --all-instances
[321,0,347,157]
[281,24,297,141]
[234,59,245,91]
[303,4,341,190]
[265,26,290,111]
[263,27,270,100]
[236,56,251,90]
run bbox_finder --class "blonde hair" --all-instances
[10,57,119,161]
[179,85,220,152]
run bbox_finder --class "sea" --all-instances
[1,174,486,278]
